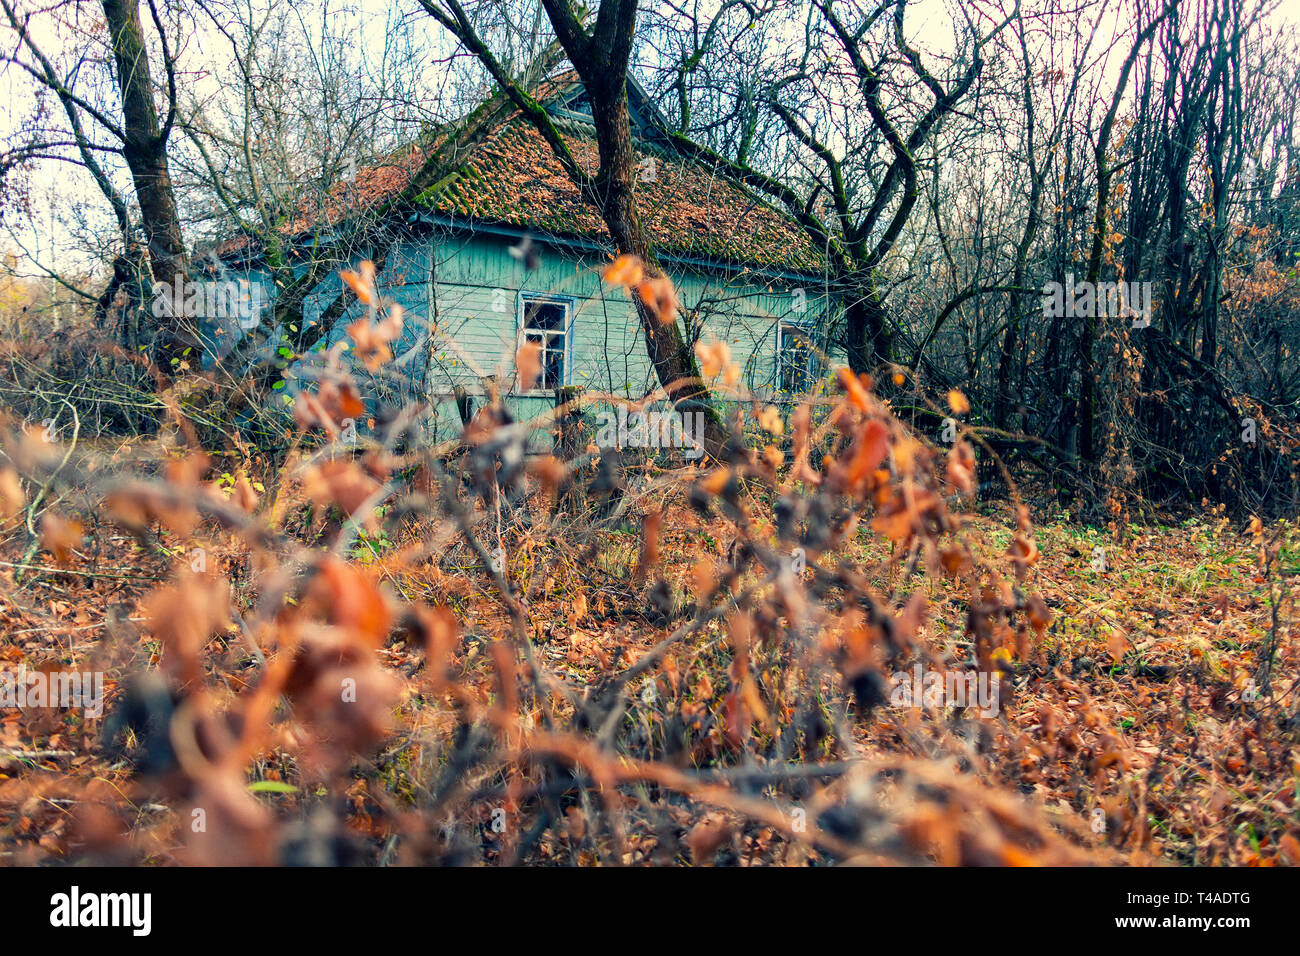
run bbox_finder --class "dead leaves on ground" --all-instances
[0,267,1294,866]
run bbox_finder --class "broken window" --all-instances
[520,295,570,390]
[778,323,817,394]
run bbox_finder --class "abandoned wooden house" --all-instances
[206,70,839,447]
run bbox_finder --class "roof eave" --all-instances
[407,210,826,284]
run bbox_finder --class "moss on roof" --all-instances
[216,73,824,275]
[415,115,823,274]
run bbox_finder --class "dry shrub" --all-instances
[2,262,1291,867]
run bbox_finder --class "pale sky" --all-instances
[0,0,1294,284]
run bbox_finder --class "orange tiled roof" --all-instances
[212,139,443,258]
[417,114,823,273]
[215,74,824,274]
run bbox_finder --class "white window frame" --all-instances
[516,292,574,394]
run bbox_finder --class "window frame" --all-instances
[515,291,574,395]
[777,321,818,396]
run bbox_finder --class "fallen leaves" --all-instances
[687,813,733,864]
[302,459,383,521]
[0,340,1292,871]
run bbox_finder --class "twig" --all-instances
[0,749,77,761]
[0,560,164,582]
[15,398,80,584]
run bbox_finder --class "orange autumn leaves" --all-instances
[796,371,1042,589]
[302,458,384,524]
[39,512,83,564]
[290,261,397,439]
[339,261,379,307]
[695,339,741,388]
[96,452,260,551]
[944,388,976,495]
[602,254,679,326]
[138,552,404,840]
[347,309,404,372]
[293,377,363,439]
[341,261,404,371]
[516,340,543,392]
[946,440,976,495]
[1008,504,1040,578]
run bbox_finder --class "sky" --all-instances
[0,0,1295,285]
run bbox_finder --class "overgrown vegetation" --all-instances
[0,260,1295,866]
[0,0,1298,869]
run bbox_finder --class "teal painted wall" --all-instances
[265,228,841,448]
[418,231,840,445]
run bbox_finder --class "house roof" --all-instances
[210,140,440,259]
[216,71,824,276]
[415,113,823,273]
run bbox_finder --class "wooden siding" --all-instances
[247,228,842,448]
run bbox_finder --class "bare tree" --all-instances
[421,0,729,455]
[0,0,193,367]
[652,0,1013,376]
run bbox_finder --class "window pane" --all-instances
[525,301,566,331]
[521,297,568,389]
[543,346,564,388]
[780,326,813,394]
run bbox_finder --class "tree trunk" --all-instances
[101,0,191,372]
[585,76,728,458]
[842,284,891,376]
